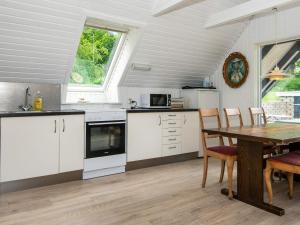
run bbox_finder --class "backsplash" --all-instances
[0,82,61,111]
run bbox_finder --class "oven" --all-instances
[85,120,126,159]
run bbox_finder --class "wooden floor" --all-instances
[1,158,300,225]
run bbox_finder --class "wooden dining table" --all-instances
[202,122,300,216]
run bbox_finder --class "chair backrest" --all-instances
[249,107,267,125]
[199,108,224,152]
[224,108,243,146]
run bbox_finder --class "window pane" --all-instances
[261,40,300,122]
[70,26,122,86]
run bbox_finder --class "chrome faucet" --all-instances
[19,87,32,111]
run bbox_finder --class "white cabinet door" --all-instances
[182,112,200,154]
[0,116,59,182]
[59,115,84,173]
[127,113,162,162]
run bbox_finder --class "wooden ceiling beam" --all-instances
[152,0,205,17]
[205,0,299,29]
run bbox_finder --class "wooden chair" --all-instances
[224,108,243,147]
[264,151,300,204]
[249,106,288,154]
[249,107,278,154]
[199,108,237,199]
[249,107,267,125]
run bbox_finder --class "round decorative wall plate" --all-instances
[223,52,249,88]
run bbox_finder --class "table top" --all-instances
[202,122,300,144]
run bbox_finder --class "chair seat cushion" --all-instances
[207,146,237,156]
[270,152,300,166]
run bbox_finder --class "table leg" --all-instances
[221,139,285,216]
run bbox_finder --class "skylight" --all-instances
[70,25,124,88]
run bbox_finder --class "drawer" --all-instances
[162,128,181,137]
[162,119,182,128]
[162,144,181,156]
[162,113,183,121]
[163,136,182,145]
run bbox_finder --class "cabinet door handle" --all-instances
[184,115,187,124]
[158,115,162,126]
[168,130,176,133]
[54,120,57,133]
[63,119,66,132]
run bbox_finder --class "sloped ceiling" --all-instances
[0,0,248,87]
[0,0,84,83]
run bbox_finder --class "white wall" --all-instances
[118,86,181,108]
[213,6,300,125]
[62,86,181,110]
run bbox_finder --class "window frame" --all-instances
[68,24,127,93]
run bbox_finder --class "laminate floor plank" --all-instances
[0,158,300,225]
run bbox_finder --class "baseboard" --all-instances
[0,170,82,194]
[83,166,125,180]
[126,152,198,171]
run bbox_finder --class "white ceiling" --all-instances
[0,0,248,87]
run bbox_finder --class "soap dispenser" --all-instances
[34,91,43,111]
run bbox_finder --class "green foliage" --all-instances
[262,59,300,103]
[70,26,121,85]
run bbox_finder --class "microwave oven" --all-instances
[140,94,171,108]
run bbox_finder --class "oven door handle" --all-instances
[88,122,126,126]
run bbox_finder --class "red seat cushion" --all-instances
[270,152,300,166]
[207,146,237,156]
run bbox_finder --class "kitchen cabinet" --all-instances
[59,115,84,173]
[182,112,200,154]
[0,116,60,182]
[127,113,162,162]
[127,111,200,161]
[0,114,84,182]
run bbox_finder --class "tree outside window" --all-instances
[70,26,123,86]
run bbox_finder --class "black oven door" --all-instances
[86,121,125,158]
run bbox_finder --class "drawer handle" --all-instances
[168,115,176,117]
[168,122,176,125]
[54,120,57,133]
[169,138,176,141]
[168,130,176,133]
[168,146,177,149]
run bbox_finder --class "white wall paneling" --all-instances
[152,0,205,17]
[213,5,300,125]
[205,0,300,28]
[0,0,248,89]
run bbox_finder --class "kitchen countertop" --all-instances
[0,109,85,118]
[126,108,198,113]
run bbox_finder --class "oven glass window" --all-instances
[151,94,167,106]
[86,123,125,158]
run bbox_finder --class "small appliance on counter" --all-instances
[83,110,126,179]
[140,93,171,108]
[170,97,184,109]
